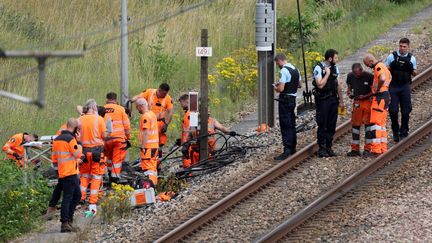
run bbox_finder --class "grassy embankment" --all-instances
[0,0,431,240]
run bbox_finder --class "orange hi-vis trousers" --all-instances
[182,138,217,168]
[104,138,127,178]
[79,147,105,204]
[367,92,390,154]
[141,148,159,185]
[351,99,372,152]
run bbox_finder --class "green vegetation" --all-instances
[0,161,51,242]
[0,0,431,240]
[1,0,429,148]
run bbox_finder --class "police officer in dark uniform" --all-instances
[385,38,417,142]
[273,53,301,161]
[312,49,345,157]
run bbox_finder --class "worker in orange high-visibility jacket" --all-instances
[363,54,392,156]
[133,83,174,160]
[2,133,38,167]
[77,99,107,213]
[346,63,374,156]
[51,118,82,233]
[103,92,131,181]
[177,94,192,168]
[185,111,236,168]
[136,98,159,186]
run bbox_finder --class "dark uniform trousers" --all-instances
[279,95,297,152]
[60,174,81,223]
[316,95,339,148]
[389,83,412,137]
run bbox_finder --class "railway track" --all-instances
[257,117,432,242]
[153,65,432,242]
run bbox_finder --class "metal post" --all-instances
[199,29,209,161]
[256,0,276,127]
[23,147,28,185]
[120,0,129,106]
[36,58,46,108]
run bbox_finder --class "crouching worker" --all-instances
[136,98,159,186]
[51,118,82,233]
[2,132,38,167]
[182,111,235,168]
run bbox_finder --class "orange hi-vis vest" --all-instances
[79,114,106,147]
[373,62,392,94]
[2,133,25,160]
[139,89,173,119]
[140,111,159,149]
[104,103,131,139]
[52,130,82,178]
[181,111,191,143]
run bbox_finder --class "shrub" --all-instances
[0,161,51,242]
[277,14,319,50]
[99,183,134,224]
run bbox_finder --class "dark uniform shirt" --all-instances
[346,72,373,97]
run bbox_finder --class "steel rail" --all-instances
[255,66,432,242]
[155,65,432,243]
[256,114,432,242]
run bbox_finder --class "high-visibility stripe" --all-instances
[112,128,125,132]
[92,175,103,180]
[366,138,387,143]
[351,140,360,145]
[352,128,360,134]
[90,189,99,195]
[144,170,158,176]
[147,139,159,144]
[113,163,122,168]
[80,186,87,191]
[52,151,70,155]
[58,157,76,163]
[112,121,124,125]
[366,125,386,131]
[141,130,158,135]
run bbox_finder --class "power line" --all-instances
[0,0,216,85]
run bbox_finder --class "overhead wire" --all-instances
[0,0,216,85]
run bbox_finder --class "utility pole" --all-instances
[256,0,276,128]
[120,0,129,106]
[198,29,209,161]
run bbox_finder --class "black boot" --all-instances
[274,148,293,161]
[68,219,80,232]
[393,132,400,143]
[326,147,336,157]
[318,146,329,158]
[61,221,72,233]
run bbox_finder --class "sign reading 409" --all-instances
[196,47,212,57]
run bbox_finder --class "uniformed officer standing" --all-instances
[385,38,417,142]
[312,49,345,157]
[273,53,301,161]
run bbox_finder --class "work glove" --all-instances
[228,131,237,136]
[161,124,168,133]
[13,152,22,161]
[175,138,182,146]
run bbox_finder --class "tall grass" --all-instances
[0,0,431,149]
